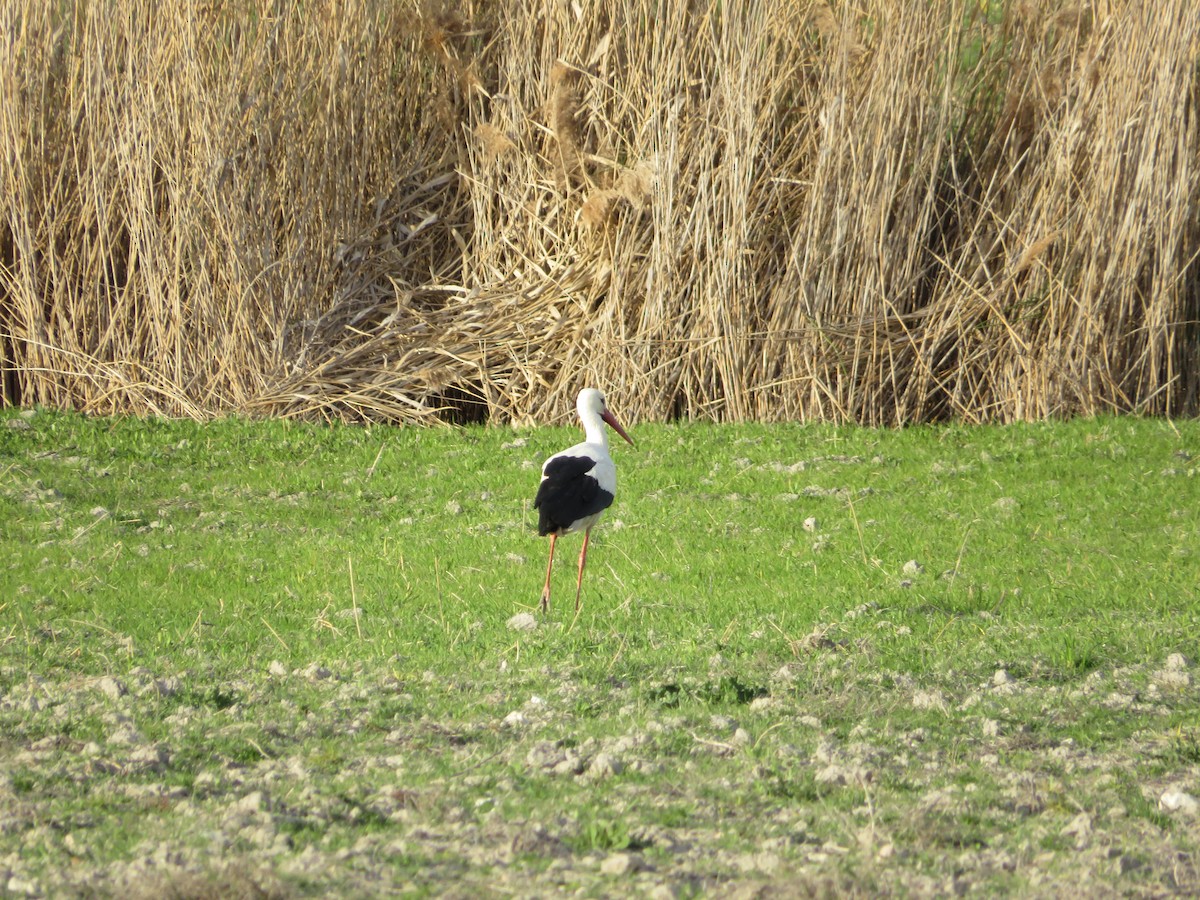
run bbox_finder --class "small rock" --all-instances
[911,690,947,712]
[107,725,143,746]
[731,728,751,746]
[802,516,818,532]
[815,764,851,786]
[600,852,637,876]
[610,734,642,754]
[552,754,584,776]
[800,627,837,650]
[735,851,782,874]
[301,663,332,681]
[233,790,268,814]
[1159,789,1199,817]
[982,719,1001,738]
[129,744,170,773]
[991,669,1017,695]
[1061,812,1092,848]
[586,753,624,779]
[1104,692,1135,710]
[710,715,738,732]
[772,664,797,683]
[5,875,39,895]
[1152,668,1192,689]
[502,710,528,727]
[95,676,127,700]
[526,741,566,770]
[901,559,924,576]
[242,824,278,848]
[268,660,288,677]
[1165,653,1192,671]
[444,500,463,515]
[507,613,538,632]
[756,851,783,874]
[815,737,840,764]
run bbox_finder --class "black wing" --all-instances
[534,454,614,535]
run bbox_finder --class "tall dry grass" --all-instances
[1,0,1197,425]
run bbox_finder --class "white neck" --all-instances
[581,408,609,448]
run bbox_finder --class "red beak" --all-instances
[602,410,634,446]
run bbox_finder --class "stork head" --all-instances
[577,388,633,446]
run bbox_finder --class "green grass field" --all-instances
[2,409,1198,896]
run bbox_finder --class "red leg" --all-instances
[540,532,557,613]
[574,527,592,612]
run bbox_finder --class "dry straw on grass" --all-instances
[1,0,1197,425]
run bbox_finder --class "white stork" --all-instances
[534,388,634,613]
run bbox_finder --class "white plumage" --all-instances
[534,388,633,612]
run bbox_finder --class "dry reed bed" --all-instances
[1,0,1197,425]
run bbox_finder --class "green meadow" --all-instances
[2,410,1199,896]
